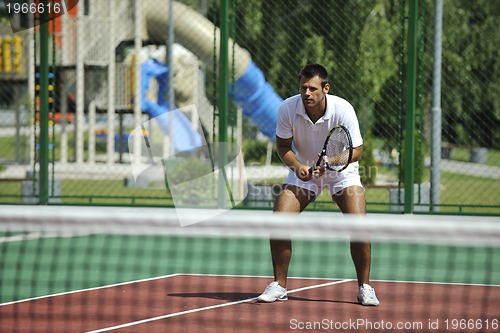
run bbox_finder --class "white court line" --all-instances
[162,273,500,287]
[0,231,92,243]
[0,273,183,307]
[84,279,353,333]
[0,273,327,307]
[3,271,498,308]
[375,278,500,288]
[3,272,498,308]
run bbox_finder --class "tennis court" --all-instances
[2,274,499,333]
[1,206,499,332]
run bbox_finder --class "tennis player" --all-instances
[257,64,379,306]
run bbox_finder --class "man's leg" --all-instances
[333,185,379,306]
[332,185,371,286]
[257,184,314,302]
[271,184,314,288]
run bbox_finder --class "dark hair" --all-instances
[298,64,329,88]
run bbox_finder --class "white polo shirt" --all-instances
[276,94,363,174]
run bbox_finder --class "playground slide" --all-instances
[141,58,203,152]
[142,0,282,141]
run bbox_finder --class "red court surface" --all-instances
[1,274,499,333]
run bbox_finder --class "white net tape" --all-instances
[1,205,499,245]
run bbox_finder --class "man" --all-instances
[257,64,379,306]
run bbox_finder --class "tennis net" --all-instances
[0,205,499,333]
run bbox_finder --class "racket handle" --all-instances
[308,166,315,174]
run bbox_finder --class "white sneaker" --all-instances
[357,284,380,306]
[257,281,288,303]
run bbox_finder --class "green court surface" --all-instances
[1,234,498,304]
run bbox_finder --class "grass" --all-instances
[0,129,114,163]
[449,146,500,167]
[59,180,174,206]
[1,132,499,212]
[0,179,174,206]
[1,169,499,213]
[308,170,500,214]
[0,134,31,162]
[437,172,500,213]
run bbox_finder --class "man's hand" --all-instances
[276,136,328,182]
[296,164,325,181]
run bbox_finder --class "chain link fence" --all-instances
[0,0,498,214]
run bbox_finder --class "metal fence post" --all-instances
[218,0,229,208]
[404,0,418,213]
[38,0,49,205]
[430,0,443,211]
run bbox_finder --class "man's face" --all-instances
[299,75,329,109]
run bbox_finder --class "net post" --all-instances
[38,0,50,205]
[404,0,418,213]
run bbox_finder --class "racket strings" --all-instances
[325,130,350,167]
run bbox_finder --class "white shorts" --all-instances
[283,169,363,198]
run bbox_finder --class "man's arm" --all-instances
[276,138,363,180]
[351,145,363,163]
[276,136,316,181]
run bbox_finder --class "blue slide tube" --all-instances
[230,61,282,141]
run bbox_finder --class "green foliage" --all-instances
[359,2,399,102]
[240,0,263,40]
[242,139,280,165]
[359,129,377,186]
[165,157,213,186]
[296,27,336,73]
[438,0,500,147]
[235,0,498,151]
[163,157,215,205]
[399,130,429,184]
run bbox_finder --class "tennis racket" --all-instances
[309,125,353,173]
